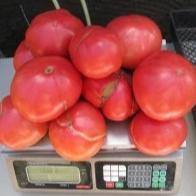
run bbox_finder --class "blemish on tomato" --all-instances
[176,69,184,76]
[101,80,118,103]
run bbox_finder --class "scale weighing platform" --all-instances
[0,58,185,195]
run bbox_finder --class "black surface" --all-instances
[1,0,196,56]
[0,0,53,56]
[0,0,85,57]
[86,0,196,41]
[170,9,196,65]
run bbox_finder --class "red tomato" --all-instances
[13,40,34,70]
[107,15,162,69]
[11,56,82,122]
[0,96,47,150]
[49,101,106,161]
[129,111,187,156]
[83,71,138,121]
[133,51,196,121]
[69,26,123,79]
[25,9,84,56]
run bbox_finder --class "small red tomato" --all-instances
[107,15,162,69]
[83,71,138,121]
[11,56,82,122]
[13,40,34,70]
[69,26,123,79]
[0,96,47,150]
[25,9,84,56]
[129,111,187,156]
[133,51,196,121]
[49,101,106,161]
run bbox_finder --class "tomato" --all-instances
[133,51,196,121]
[129,111,187,156]
[49,101,106,161]
[0,96,47,150]
[11,56,82,122]
[13,40,34,70]
[25,9,84,56]
[82,71,138,121]
[69,26,123,79]
[107,15,162,69]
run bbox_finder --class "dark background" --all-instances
[1,0,196,57]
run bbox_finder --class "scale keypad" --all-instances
[95,161,175,191]
[103,164,126,188]
[151,164,167,189]
[127,164,152,188]
[127,164,168,189]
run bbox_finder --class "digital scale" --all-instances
[0,55,185,195]
[0,123,185,195]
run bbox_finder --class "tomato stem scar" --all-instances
[45,65,54,74]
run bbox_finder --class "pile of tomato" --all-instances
[1,9,196,160]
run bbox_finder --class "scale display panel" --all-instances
[26,165,80,184]
[13,161,92,190]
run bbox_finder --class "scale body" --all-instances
[1,121,185,195]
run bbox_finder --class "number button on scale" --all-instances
[152,164,167,189]
[106,182,114,188]
[103,165,111,182]
[103,164,126,189]
[127,164,152,188]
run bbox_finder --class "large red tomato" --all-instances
[107,15,162,69]
[49,101,106,161]
[11,56,82,122]
[13,40,34,70]
[82,71,138,121]
[0,96,47,150]
[69,26,123,79]
[129,111,187,156]
[133,51,196,121]
[25,9,84,56]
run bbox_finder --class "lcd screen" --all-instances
[26,165,80,184]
